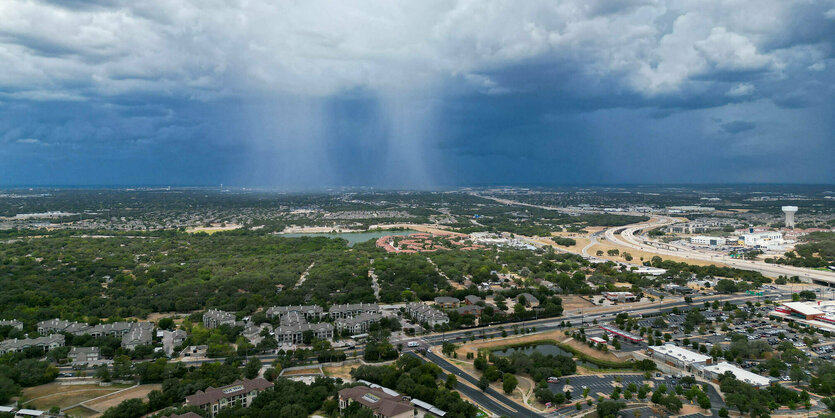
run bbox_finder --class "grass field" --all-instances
[21,383,130,410]
[63,405,99,417]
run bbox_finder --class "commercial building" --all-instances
[739,231,785,249]
[185,378,274,417]
[601,292,637,302]
[599,325,644,343]
[68,347,100,364]
[329,303,381,319]
[775,302,825,320]
[203,309,238,329]
[690,236,727,246]
[0,334,65,355]
[666,206,715,214]
[700,362,771,388]
[649,344,712,371]
[771,301,835,332]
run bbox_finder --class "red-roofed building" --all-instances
[339,386,414,418]
[185,378,273,417]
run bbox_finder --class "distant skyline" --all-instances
[1,1,834,187]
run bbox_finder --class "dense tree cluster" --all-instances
[350,356,479,418]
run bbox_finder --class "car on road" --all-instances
[407,341,420,348]
[547,377,560,383]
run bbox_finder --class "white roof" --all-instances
[15,410,44,416]
[704,362,771,386]
[411,398,447,416]
[783,302,823,316]
[0,406,13,412]
[651,344,711,364]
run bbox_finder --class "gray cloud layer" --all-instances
[0,0,833,185]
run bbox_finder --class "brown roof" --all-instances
[185,378,273,406]
[339,386,412,417]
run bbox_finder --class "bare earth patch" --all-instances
[22,383,131,410]
[588,241,722,267]
[84,384,161,413]
[323,364,356,381]
[282,367,322,376]
[559,338,621,363]
[561,295,595,310]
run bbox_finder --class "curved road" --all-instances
[603,216,835,284]
[478,193,835,284]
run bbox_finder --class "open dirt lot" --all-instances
[22,383,130,410]
[546,234,591,253]
[561,295,595,310]
[588,241,723,267]
[323,364,356,381]
[84,384,161,413]
[282,367,322,376]
[559,338,621,363]
[185,224,243,234]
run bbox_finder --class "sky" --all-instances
[0,0,833,188]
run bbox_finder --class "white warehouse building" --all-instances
[690,236,727,246]
[649,344,712,371]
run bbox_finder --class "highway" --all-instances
[602,216,835,284]
[478,192,835,284]
[415,351,541,418]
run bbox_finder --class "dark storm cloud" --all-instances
[720,121,756,134]
[0,0,833,186]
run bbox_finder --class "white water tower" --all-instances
[782,206,798,229]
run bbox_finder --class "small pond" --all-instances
[280,229,419,247]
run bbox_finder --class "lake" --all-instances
[280,229,419,246]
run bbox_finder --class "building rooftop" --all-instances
[703,362,771,386]
[185,378,274,406]
[783,302,824,317]
[651,344,711,364]
[340,385,412,418]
